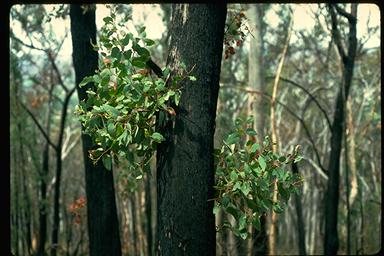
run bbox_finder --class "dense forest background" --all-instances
[10,4,380,255]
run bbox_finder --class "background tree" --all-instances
[70,4,122,256]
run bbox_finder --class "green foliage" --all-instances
[223,9,249,60]
[75,7,185,176]
[214,116,303,239]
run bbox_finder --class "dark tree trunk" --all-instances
[37,90,53,256]
[292,162,306,256]
[156,4,227,255]
[70,5,122,256]
[145,174,153,256]
[51,89,74,256]
[252,216,267,255]
[324,4,357,255]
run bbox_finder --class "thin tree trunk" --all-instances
[51,89,75,256]
[70,5,122,256]
[131,196,139,256]
[156,4,226,255]
[346,99,358,206]
[324,4,357,255]
[269,14,293,256]
[145,173,153,256]
[292,162,306,255]
[37,84,54,256]
[247,5,268,255]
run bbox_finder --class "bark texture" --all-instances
[70,5,122,256]
[156,4,227,255]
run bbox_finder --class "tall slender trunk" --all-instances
[145,173,153,256]
[51,89,75,256]
[269,14,293,255]
[37,85,54,256]
[247,5,268,255]
[70,5,122,256]
[292,162,306,255]
[156,4,226,255]
[324,4,357,255]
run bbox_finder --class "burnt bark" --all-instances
[324,4,357,255]
[70,5,122,256]
[156,4,227,255]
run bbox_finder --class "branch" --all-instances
[20,102,58,151]
[328,4,347,63]
[47,51,68,93]
[266,76,332,130]
[333,4,357,24]
[10,33,46,52]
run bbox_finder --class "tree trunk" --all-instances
[269,15,293,255]
[70,5,122,256]
[292,162,306,255]
[247,5,268,255]
[51,89,74,256]
[324,4,357,255]
[156,4,226,255]
[37,86,53,256]
[145,173,153,256]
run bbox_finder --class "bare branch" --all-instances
[266,76,333,130]
[20,102,58,151]
[10,33,46,52]
[333,4,357,24]
[47,51,69,93]
[328,4,347,63]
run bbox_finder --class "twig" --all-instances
[266,76,332,130]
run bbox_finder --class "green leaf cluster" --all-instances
[75,7,185,176]
[213,116,303,239]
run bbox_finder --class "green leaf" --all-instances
[246,116,254,124]
[230,170,238,181]
[124,50,132,60]
[107,122,116,136]
[232,181,241,191]
[79,76,94,88]
[138,26,146,34]
[238,214,247,230]
[225,133,240,145]
[189,76,196,81]
[278,183,290,201]
[103,16,113,24]
[151,132,165,143]
[131,57,146,68]
[294,155,303,163]
[252,215,261,230]
[258,155,266,171]
[102,154,112,171]
[240,183,251,196]
[103,104,119,118]
[246,128,257,136]
[132,44,150,59]
[121,34,131,46]
[250,143,259,153]
[111,47,121,59]
[273,203,284,213]
[143,38,155,46]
